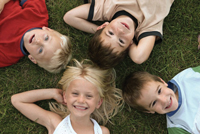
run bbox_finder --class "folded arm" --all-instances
[129,36,156,64]
[11,88,63,132]
[63,4,98,34]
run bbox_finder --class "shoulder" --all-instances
[100,126,110,134]
[46,112,63,133]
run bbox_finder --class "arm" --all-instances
[129,36,156,64]
[101,126,110,134]
[0,0,10,13]
[63,4,98,34]
[11,88,63,132]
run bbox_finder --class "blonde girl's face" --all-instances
[63,78,103,118]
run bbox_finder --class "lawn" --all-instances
[0,0,200,133]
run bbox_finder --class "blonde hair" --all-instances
[38,32,72,73]
[50,59,124,125]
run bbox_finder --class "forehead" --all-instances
[136,81,158,106]
[67,78,98,93]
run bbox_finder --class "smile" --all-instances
[29,34,35,43]
[74,105,88,110]
[121,22,129,30]
[165,97,172,109]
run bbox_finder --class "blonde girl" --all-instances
[11,59,123,134]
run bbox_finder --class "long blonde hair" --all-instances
[50,59,123,125]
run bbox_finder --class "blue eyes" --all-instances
[39,48,43,53]
[45,35,49,41]
[72,92,93,98]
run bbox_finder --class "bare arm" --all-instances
[0,0,10,13]
[11,88,63,132]
[129,36,156,64]
[101,126,110,134]
[63,4,98,34]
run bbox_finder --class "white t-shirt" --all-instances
[166,66,200,134]
[53,115,103,134]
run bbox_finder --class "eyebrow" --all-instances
[148,85,160,108]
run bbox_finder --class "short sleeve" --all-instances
[168,127,190,134]
[192,65,200,73]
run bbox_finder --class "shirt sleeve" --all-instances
[168,127,191,134]
[192,65,200,73]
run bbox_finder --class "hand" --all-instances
[0,3,5,14]
[53,89,65,104]
[0,0,10,14]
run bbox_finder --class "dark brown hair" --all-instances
[88,28,128,69]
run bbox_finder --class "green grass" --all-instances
[1,0,200,133]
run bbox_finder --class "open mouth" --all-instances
[165,97,172,109]
[29,34,35,43]
[74,105,88,110]
[121,22,129,30]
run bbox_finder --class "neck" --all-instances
[70,114,94,133]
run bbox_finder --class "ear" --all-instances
[129,40,134,46]
[97,22,109,30]
[96,98,103,109]
[63,92,68,106]
[158,77,168,86]
[42,26,52,31]
[28,55,37,64]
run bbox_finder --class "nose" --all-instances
[77,95,85,103]
[158,95,166,105]
[117,27,124,34]
[35,37,43,45]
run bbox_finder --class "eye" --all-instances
[152,100,157,107]
[108,31,114,35]
[86,95,93,99]
[44,35,49,41]
[119,39,124,44]
[72,92,78,96]
[39,48,43,53]
[158,88,161,94]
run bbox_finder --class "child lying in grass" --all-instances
[122,66,200,134]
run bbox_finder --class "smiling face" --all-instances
[23,27,62,64]
[137,80,179,114]
[99,15,135,53]
[63,78,103,118]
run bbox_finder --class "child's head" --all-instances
[50,59,123,125]
[24,27,72,73]
[122,71,179,114]
[89,16,135,69]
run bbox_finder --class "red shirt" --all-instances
[0,0,48,67]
